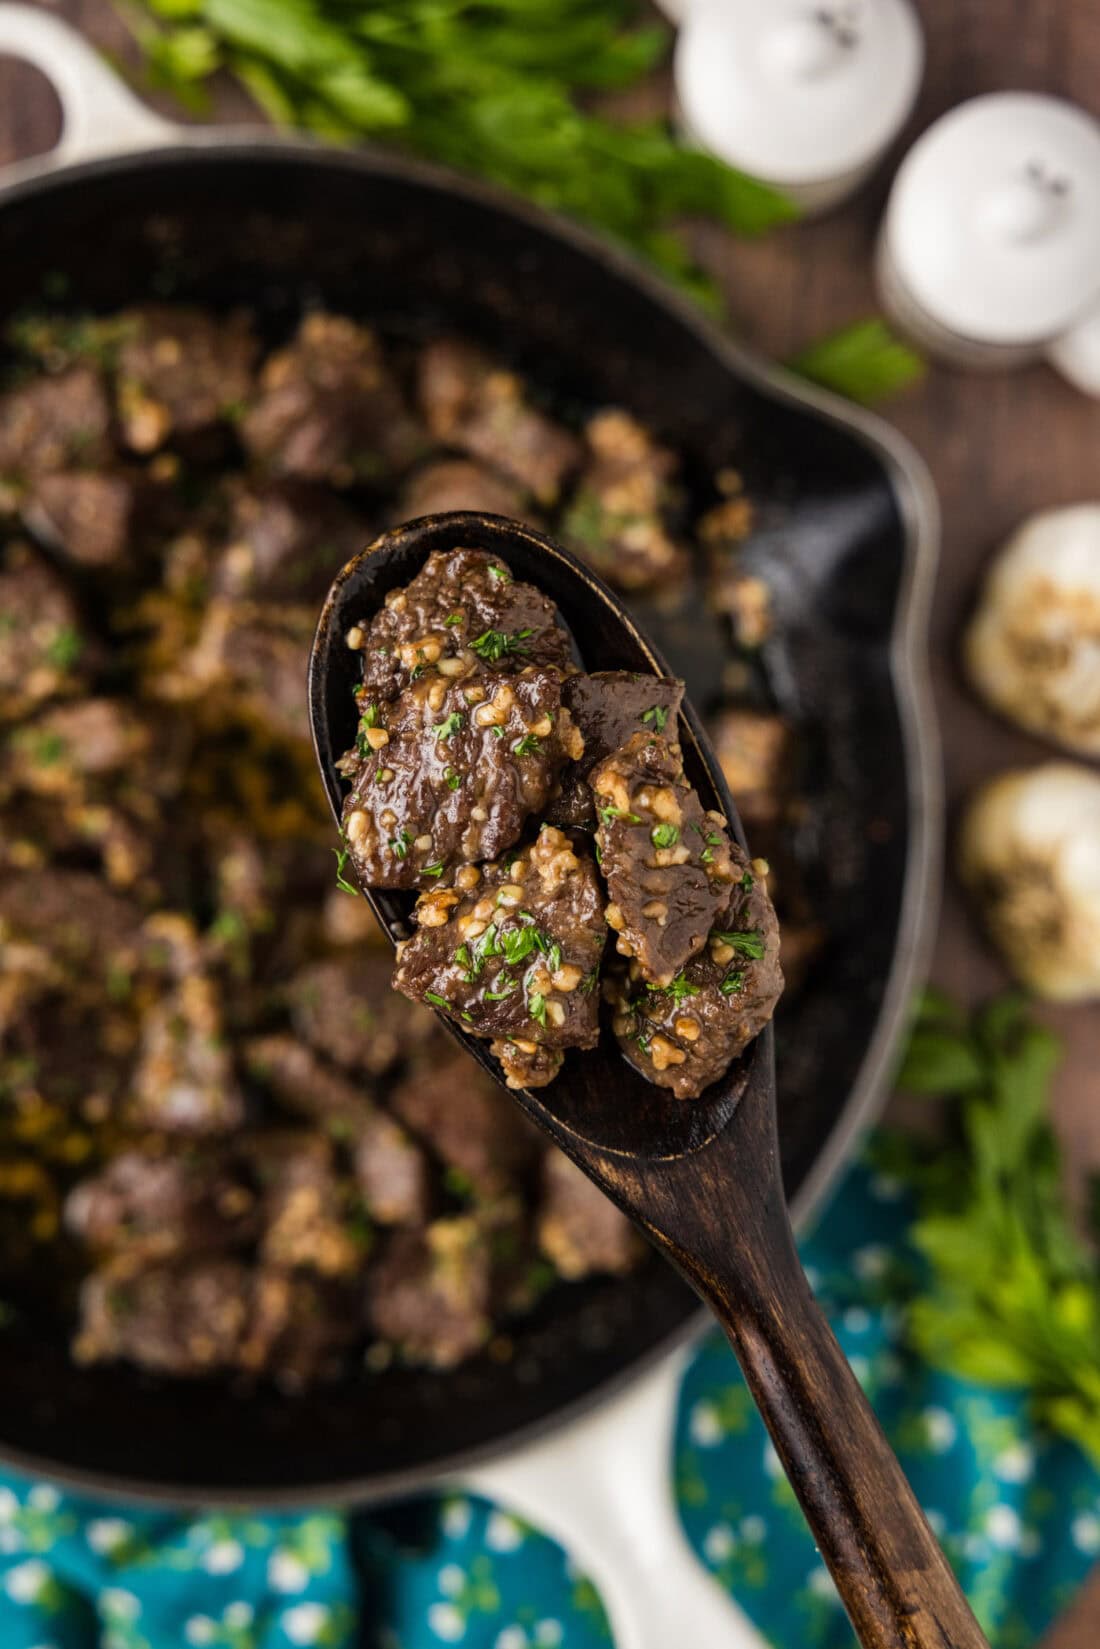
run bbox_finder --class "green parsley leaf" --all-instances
[492,725,506,740]
[789,318,925,406]
[471,626,534,663]
[360,703,380,728]
[501,926,541,967]
[332,846,358,896]
[488,564,511,584]
[651,823,679,849]
[600,805,641,825]
[710,929,764,959]
[422,862,444,878]
[44,625,83,671]
[425,991,449,1010]
[719,969,745,996]
[546,943,562,975]
[485,980,518,1001]
[390,828,413,860]
[641,703,669,732]
[434,711,465,742]
[527,990,548,1028]
[444,766,462,791]
[647,972,700,1002]
[444,612,464,627]
[513,734,542,757]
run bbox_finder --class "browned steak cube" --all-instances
[357,547,573,704]
[0,365,111,486]
[354,1110,431,1226]
[418,339,581,504]
[21,471,136,568]
[0,544,90,720]
[242,313,424,486]
[239,1268,360,1388]
[8,699,151,796]
[243,1034,374,1135]
[342,665,582,887]
[710,708,793,828]
[74,1258,252,1375]
[130,968,246,1135]
[179,598,315,744]
[536,1150,641,1279]
[607,856,782,1098]
[64,1148,256,1261]
[247,1131,364,1279]
[115,305,258,450]
[211,480,368,603]
[560,410,687,592]
[365,1217,491,1367]
[390,1046,536,1198]
[593,732,738,986]
[547,672,684,828]
[394,825,605,1084]
[289,954,424,1078]
[0,869,144,992]
[397,458,529,521]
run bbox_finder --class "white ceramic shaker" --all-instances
[876,93,1100,395]
[673,0,924,215]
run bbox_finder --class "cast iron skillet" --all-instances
[0,91,939,1501]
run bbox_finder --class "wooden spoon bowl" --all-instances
[310,511,987,1649]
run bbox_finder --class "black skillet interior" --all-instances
[0,148,912,1499]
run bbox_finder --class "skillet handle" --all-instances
[460,1347,768,1649]
[0,3,180,178]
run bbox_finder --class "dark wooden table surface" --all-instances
[2,1,1099,1639]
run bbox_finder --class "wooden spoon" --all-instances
[309,511,988,1649]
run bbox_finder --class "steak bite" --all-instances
[397,458,529,522]
[394,824,605,1087]
[115,304,258,451]
[8,698,151,797]
[289,954,425,1078]
[247,1131,364,1279]
[129,926,246,1135]
[340,667,583,887]
[390,1046,536,1198]
[239,1269,359,1388]
[74,1258,252,1375]
[0,544,90,719]
[548,671,684,828]
[0,365,112,489]
[592,731,738,986]
[365,1217,492,1368]
[211,480,368,603]
[710,708,793,830]
[21,471,137,568]
[357,547,573,704]
[353,1111,432,1227]
[536,1150,640,1280]
[560,409,687,592]
[64,1148,256,1262]
[418,338,581,504]
[607,855,782,1099]
[242,313,424,486]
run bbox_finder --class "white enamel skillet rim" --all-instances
[0,10,942,1646]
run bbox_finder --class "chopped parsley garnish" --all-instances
[513,734,542,757]
[457,925,502,982]
[425,991,449,1010]
[527,990,548,1027]
[699,829,723,864]
[546,943,562,975]
[600,805,641,825]
[390,828,413,860]
[332,847,358,896]
[720,969,746,995]
[641,703,669,732]
[651,823,680,849]
[434,711,465,742]
[740,871,755,891]
[501,925,541,967]
[454,944,472,973]
[44,625,83,671]
[646,972,701,1002]
[444,766,462,790]
[711,929,765,959]
[422,862,444,878]
[485,980,518,1001]
[580,968,600,994]
[492,725,506,739]
[488,563,511,583]
[29,731,65,767]
[444,612,464,627]
[361,703,380,728]
[471,626,534,663]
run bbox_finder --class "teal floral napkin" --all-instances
[2,1157,1098,1648]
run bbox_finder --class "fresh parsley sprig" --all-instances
[879,992,1100,1465]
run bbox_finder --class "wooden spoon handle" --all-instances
[702,1234,988,1649]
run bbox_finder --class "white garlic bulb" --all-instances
[965,503,1100,758]
[958,762,1100,1001]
